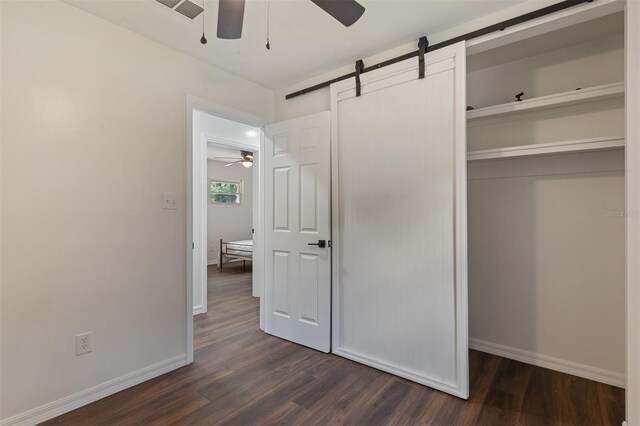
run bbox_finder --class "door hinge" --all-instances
[192,242,195,249]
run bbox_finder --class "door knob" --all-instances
[308,240,326,248]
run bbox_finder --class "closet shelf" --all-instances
[466,82,624,120]
[467,137,624,161]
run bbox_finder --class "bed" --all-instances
[219,238,253,271]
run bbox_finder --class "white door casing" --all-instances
[264,112,331,352]
[330,41,468,398]
[626,0,640,423]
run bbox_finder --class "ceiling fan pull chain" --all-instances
[265,0,271,50]
[200,4,207,44]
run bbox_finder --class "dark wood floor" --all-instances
[46,262,625,425]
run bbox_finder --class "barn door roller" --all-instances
[355,59,364,97]
[418,36,429,79]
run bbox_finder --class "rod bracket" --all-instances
[418,36,429,79]
[355,59,364,97]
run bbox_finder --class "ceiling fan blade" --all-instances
[217,0,246,39]
[310,0,365,27]
[224,160,242,167]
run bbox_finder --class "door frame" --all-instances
[185,95,266,364]
[625,1,640,424]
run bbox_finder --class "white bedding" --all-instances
[224,239,253,259]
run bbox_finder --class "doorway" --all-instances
[188,101,264,363]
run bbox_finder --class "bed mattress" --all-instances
[225,240,253,258]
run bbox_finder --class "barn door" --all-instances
[330,41,468,398]
[263,112,331,352]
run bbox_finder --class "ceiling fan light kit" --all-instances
[214,150,254,168]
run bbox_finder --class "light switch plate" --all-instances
[162,193,179,210]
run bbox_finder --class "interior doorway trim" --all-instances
[625,1,640,423]
[185,95,266,364]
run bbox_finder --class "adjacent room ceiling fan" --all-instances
[214,150,254,167]
[217,0,366,39]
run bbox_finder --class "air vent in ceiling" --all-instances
[156,0,181,9]
[175,0,204,19]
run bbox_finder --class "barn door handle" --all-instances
[308,240,326,248]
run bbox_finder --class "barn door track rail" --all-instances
[285,0,592,100]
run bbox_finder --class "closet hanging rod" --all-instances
[285,0,593,100]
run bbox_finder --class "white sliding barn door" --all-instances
[330,42,468,398]
[263,112,331,352]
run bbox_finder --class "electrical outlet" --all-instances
[75,332,93,356]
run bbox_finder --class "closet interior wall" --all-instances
[466,11,625,386]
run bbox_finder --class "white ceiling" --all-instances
[194,109,260,144]
[65,0,528,89]
[192,109,260,160]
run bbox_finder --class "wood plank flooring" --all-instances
[45,263,625,425]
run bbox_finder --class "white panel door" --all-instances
[264,112,331,352]
[330,42,468,398]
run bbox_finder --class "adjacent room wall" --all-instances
[207,161,254,265]
[0,0,273,422]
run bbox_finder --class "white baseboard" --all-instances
[193,304,207,315]
[470,338,625,388]
[207,259,218,266]
[0,354,187,426]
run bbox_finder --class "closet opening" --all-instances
[466,8,625,417]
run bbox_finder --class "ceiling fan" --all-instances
[216,0,366,40]
[213,150,254,167]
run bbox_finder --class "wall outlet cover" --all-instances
[76,332,93,356]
